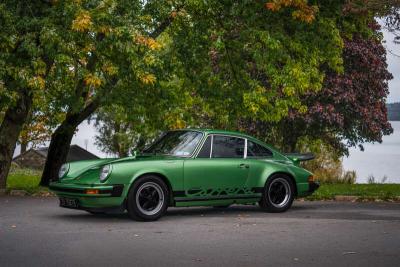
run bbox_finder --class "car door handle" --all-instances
[239,163,249,169]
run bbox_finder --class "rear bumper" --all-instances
[49,182,125,210]
[308,181,320,193]
[296,181,320,197]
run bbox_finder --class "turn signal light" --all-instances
[308,175,315,183]
[86,189,99,195]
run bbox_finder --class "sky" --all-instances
[383,27,400,103]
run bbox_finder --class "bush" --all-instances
[297,138,356,184]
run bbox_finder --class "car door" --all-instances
[183,134,250,199]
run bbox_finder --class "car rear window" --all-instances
[247,141,273,158]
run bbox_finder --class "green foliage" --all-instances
[93,105,159,157]
[41,0,166,116]
[169,0,345,128]
[0,1,50,111]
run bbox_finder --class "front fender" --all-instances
[106,159,185,198]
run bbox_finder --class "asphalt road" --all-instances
[1,196,399,267]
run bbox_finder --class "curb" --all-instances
[334,195,358,202]
[304,195,400,202]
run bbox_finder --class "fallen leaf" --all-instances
[342,252,357,255]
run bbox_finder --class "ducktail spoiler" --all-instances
[284,153,315,162]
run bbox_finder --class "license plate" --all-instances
[59,197,79,208]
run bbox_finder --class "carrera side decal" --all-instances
[173,187,263,202]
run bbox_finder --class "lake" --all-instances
[343,121,400,183]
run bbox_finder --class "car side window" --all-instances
[197,136,211,158]
[247,141,273,158]
[212,135,244,158]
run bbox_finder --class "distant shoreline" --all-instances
[387,102,400,121]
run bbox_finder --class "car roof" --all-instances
[179,128,256,140]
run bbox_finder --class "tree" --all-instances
[18,112,52,154]
[242,23,393,154]
[39,0,181,185]
[0,1,53,189]
[167,0,345,132]
[93,106,157,157]
[344,0,400,46]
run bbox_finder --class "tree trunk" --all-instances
[39,117,77,186]
[20,142,27,154]
[281,120,300,153]
[0,90,33,189]
[40,100,100,186]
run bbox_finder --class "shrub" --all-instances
[297,138,356,184]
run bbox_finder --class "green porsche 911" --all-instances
[49,129,319,221]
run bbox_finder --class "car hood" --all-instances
[62,155,181,179]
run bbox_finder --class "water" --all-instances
[343,121,400,183]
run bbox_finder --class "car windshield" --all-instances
[143,131,203,157]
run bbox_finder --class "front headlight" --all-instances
[58,163,70,179]
[99,164,112,182]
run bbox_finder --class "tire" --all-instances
[127,175,169,221]
[259,174,295,213]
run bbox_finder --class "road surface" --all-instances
[1,196,399,266]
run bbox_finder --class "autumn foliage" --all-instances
[265,0,318,23]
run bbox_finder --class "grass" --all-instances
[6,168,48,194]
[307,183,400,201]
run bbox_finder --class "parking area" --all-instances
[1,196,399,266]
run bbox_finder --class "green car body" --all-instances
[50,129,319,220]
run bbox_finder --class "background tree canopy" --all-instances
[0,0,397,189]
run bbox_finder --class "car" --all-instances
[49,129,319,221]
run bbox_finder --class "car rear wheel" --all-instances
[127,175,169,221]
[259,174,295,212]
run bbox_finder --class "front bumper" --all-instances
[49,182,124,197]
[49,182,125,210]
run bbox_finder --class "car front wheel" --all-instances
[127,175,169,221]
[259,174,295,212]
